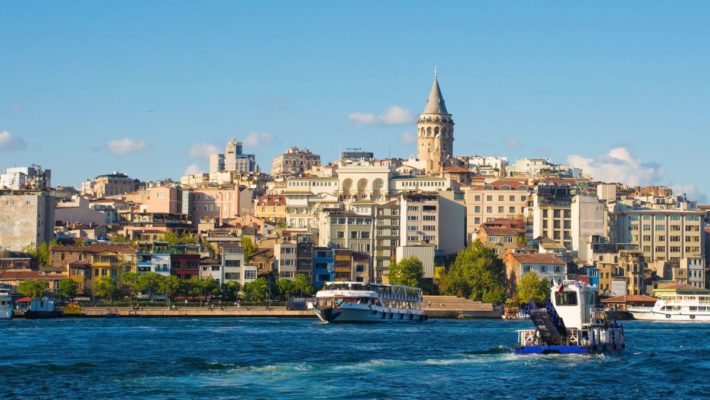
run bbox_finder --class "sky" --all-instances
[1,1,709,200]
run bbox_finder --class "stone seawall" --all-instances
[74,306,312,318]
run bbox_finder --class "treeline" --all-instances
[19,272,316,304]
[388,240,550,306]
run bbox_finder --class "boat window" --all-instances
[555,292,577,306]
[690,306,698,311]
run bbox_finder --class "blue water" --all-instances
[1,318,709,399]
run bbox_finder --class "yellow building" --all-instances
[254,194,287,222]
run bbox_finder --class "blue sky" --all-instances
[1,1,709,199]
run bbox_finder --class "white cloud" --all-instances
[503,138,522,150]
[400,131,417,144]
[183,163,203,176]
[348,105,415,126]
[187,143,219,159]
[243,132,274,148]
[107,138,147,155]
[0,130,27,151]
[567,147,663,186]
[670,184,708,203]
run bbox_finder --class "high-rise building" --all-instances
[209,138,257,175]
[417,70,454,174]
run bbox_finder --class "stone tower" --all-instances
[417,69,454,174]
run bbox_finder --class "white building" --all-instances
[571,194,607,263]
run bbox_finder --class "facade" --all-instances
[191,186,242,224]
[221,243,245,284]
[477,225,526,255]
[55,196,111,226]
[0,164,51,191]
[81,172,138,198]
[271,147,321,176]
[169,245,200,280]
[417,71,454,174]
[503,252,567,288]
[464,180,530,240]
[313,247,334,287]
[399,192,465,255]
[0,191,55,252]
[275,242,297,279]
[571,194,606,263]
[532,184,573,251]
[395,245,436,279]
[209,138,257,174]
[317,211,374,254]
[254,194,287,222]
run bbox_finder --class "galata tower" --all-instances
[417,69,454,174]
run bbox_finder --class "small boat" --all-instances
[311,282,427,323]
[629,294,710,321]
[0,287,13,319]
[24,298,63,319]
[514,280,624,355]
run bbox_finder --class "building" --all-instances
[0,164,51,190]
[399,192,465,256]
[0,191,55,251]
[170,245,200,280]
[341,149,374,163]
[136,242,171,275]
[275,242,297,279]
[51,244,136,295]
[254,194,287,222]
[81,172,139,198]
[532,184,574,251]
[313,247,334,287]
[477,224,526,256]
[464,179,530,241]
[221,243,245,285]
[395,245,436,279]
[503,252,567,289]
[271,147,321,176]
[571,194,607,263]
[417,70,454,174]
[55,196,112,226]
[209,138,257,174]
[317,211,374,254]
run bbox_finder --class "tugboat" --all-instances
[514,280,624,355]
[24,297,63,319]
[311,282,427,323]
[0,287,13,319]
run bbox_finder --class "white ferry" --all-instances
[629,294,710,321]
[0,287,13,319]
[311,282,427,323]
[514,280,624,355]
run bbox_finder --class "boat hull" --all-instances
[514,343,623,355]
[315,304,426,323]
[629,309,710,322]
[24,310,63,319]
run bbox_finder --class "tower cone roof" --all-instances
[423,68,448,115]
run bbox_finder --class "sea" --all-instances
[1,318,708,399]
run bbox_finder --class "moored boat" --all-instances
[24,298,63,319]
[514,280,624,355]
[0,287,13,319]
[311,282,427,323]
[629,294,710,321]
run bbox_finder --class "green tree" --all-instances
[94,277,120,304]
[18,280,48,298]
[222,281,241,301]
[241,236,257,260]
[277,278,296,300]
[388,257,424,287]
[121,272,140,301]
[58,279,79,300]
[23,242,51,267]
[244,277,269,302]
[157,275,181,305]
[515,273,551,306]
[438,240,507,304]
[292,274,315,297]
[137,272,162,299]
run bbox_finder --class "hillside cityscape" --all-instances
[0,72,707,305]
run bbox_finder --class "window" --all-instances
[356,265,364,272]
[244,270,257,279]
[555,292,578,306]
[337,231,345,239]
[361,232,370,239]
[350,231,358,239]
[225,260,241,267]
[474,195,481,201]
[486,195,493,201]
[474,206,481,212]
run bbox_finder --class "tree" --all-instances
[158,275,181,305]
[18,280,48,298]
[388,257,424,287]
[222,281,241,301]
[277,278,296,300]
[137,272,162,299]
[58,279,79,300]
[23,242,51,267]
[438,240,507,304]
[244,277,269,302]
[241,237,257,260]
[515,273,551,306]
[94,277,119,303]
[292,274,315,297]
[121,272,140,301]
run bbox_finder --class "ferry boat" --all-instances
[514,280,624,355]
[629,294,710,321]
[0,287,13,319]
[311,282,427,323]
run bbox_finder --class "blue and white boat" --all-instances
[514,280,624,355]
[311,282,427,323]
[0,287,13,319]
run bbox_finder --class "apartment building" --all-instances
[271,147,321,176]
[464,180,530,241]
[0,191,55,252]
[399,192,465,255]
[532,184,573,251]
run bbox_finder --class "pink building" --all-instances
[145,186,181,214]
[192,186,241,224]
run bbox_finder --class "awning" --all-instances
[16,296,32,303]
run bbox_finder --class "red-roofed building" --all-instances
[477,225,526,255]
[464,180,531,242]
[503,252,567,288]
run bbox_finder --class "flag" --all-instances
[557,281,565,293]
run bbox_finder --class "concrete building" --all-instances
[417,70,454,174]
[254,194,287,222]
[477,224,526,256]
[464,179,530,241]
[191,186,242,224]
[571,194,607,263]
[317,211,374,254]
[55,196,112,226]
[503,252,567,289]
[0,191,55,252]
[221,243,245,284]
[271,147,321,176]
[681,257,706,289]
[0,164,51,191]
[395,245,436,279]
[274,242,297,279]
[81,172,138,198]
[341,149,374,162]
[399,192,465,255]
[612,208,704,263]
[532,184,574,251]
[209,138,257,174]
[313,247,334,287]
